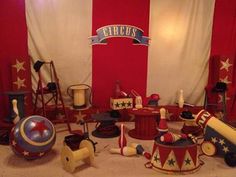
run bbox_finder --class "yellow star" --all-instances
[219,139,225,145]
[222,146,229,153]
[211,137,218,144]
[13,77,26,89]
[74,111,87,123]
[220,76,231,85]
[12,59,25,73]
[220,58,232,71]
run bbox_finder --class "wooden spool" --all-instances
[61,140,95,173]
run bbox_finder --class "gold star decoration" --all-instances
[219,138,225,145]
[12,59,25,73]
[220,58,232,71]
[74,111,87,123]
[222,146,229,153]
[220,76,232,85]
[211,137,218,144]
[13,77,26,89]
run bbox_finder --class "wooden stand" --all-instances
[33,61,77,134]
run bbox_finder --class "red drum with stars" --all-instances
[10,115,56,159]
[150,138,201,174]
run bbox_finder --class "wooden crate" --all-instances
[110,97,133,110]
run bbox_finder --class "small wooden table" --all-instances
[128,108,159,140]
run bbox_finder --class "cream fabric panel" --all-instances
[25,0,92,104]
[147,0,215,106]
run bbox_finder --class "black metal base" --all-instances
[92,123,120,138]
[0,130,10,145]
[91,112,120,138]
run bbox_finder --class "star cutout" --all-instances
[121,101,126,107]
[222,146,229,153]
[220,58,232,72]
[115,102,120,108]
[185,158,191,165]
[154,154,160,162]
[219,139,225,145]
[11,140,17,146]
[30,120,49,137]
[23,151,29,156]
[220,76,231,85]
[12,59,25,72]
[211,137,218,144]
[128,113,135,121]
[39,152,45,156]
[74,111,86,123]
[13,77,26,89]
[168,159,175,166]
[127,101,132,107]
[218,94,230,103]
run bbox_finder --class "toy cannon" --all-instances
[181,109,236,167]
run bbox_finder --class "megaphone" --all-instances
[67,84,92,110]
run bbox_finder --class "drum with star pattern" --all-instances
[10,115,56,159]
[150,138,202,174]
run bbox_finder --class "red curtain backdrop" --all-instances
[92,0,150,109]
[0,0,32,120]
[209,0,236,120]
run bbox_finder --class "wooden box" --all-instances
[110,97,133,110]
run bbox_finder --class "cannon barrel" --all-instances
[194,110,236,146]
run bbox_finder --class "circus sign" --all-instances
[91,24,149,45]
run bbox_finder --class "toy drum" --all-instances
[150,138,201,174]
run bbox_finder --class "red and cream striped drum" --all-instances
[150,138,202,174]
